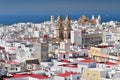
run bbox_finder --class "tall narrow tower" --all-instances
[56,15,64,40]
[91,15,95,20]
[97,15,101,25]
[51,15,54,23]
[64,15,71,41]
[40,43,49,62]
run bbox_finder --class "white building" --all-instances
[60,41,70,51]
[71,30,82,46]
[54,71,80,80]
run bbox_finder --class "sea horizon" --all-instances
[0,14,120,25]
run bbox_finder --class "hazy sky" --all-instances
[0,0,120,15]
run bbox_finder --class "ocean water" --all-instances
[0,15,50,25]
[0,14,120,25]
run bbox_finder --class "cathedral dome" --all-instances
[89,19,96,25]
[81,15,88,20]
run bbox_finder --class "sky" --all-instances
[0,0,120,16]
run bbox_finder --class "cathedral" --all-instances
[78,15,101,25]
[55,15,71,42]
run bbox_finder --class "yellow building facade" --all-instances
[88,47,101,61]
[81,69,102,80]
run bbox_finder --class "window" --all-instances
[81,67,84,73]
[77,77,80,80]
[68,33,70,38]
[111,74,114,78]
[11,68,15,70]
[93,74,96,78]
[83,53,86,56]
[65,78,67,80]
[87,73,90,77]
[64,33,67,38]
[16,68,18,71]
[60,33,63,40]
[29,48,32,52]
[63,55,66,58]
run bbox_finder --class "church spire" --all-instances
[64,15,71,41]
[65,15,71,27]
[57,15,62,22]
[65,15,70,22]
[56,15,62,27]
[64,15,71,28]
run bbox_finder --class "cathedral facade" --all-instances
[55,15,71,42]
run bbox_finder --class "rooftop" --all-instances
[3,73,49,80]
[7,61,20,65]
[97,61,117,65]
[58,59,71,63]
[56,71,79,77]
[58,64,78,68]
[86,68,109,72]
[58,52,78,54]
[79,59,96,63]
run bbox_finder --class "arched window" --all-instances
[64,33,67,39]
[63,55,66,58]
[60,33,63,40]
[68,33,70,39]
[83,53,86,56]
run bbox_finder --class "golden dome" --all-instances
[89,19,96,25]
[81,15,88,20]
[78,15,90,25]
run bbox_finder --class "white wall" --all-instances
[58,54,69,60]
[109,56,118,63]
[78,48,88,56]
[54,74,80,80]
[54,76,66,80]
[71,30,82,46]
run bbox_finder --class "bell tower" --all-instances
[56,15,64,40]
[64,15,71,41]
